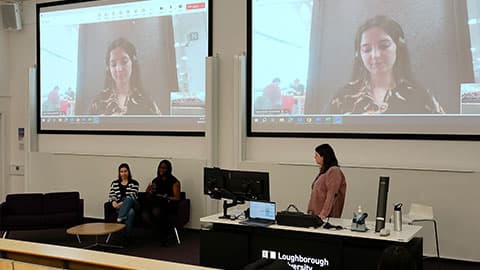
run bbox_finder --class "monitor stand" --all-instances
[219,200,240,219]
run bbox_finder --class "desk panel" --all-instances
[250,229,342,270]
[200,230,249,269]
[200,214,423,270]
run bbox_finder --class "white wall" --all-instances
[27,152,207,229]
[1,0,479,262]
[0,13,9,97]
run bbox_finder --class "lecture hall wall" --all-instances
[0,0,479,262]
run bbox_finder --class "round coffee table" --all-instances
[67,223,125,249]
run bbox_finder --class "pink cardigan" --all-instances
[307,166,346,219]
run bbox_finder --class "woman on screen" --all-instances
[108,163,140,240]
[307,144,346,220]
[89,37,160,115]
[141,160,181,238]
[325,15,444,114]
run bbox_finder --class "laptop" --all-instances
[239,200,276,227]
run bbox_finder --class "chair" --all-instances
[404,203,440,260]
[166,192,191,245]
[104,191,190,245]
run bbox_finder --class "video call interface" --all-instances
[38,0,209,133]
[249,201,275,220]
[250,0,480,136]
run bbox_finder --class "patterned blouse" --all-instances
[89,88,160,115]
[108,179,139,202]
[325,79,444,114]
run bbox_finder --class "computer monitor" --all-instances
[204,167,270,219]
[226,169,270,202]
[204,167,227,200]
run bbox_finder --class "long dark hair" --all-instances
[118,163,133,182]
[157,159,173,178]
[104,37,145,93]
[351,15,415,85]
[315,144,339,175]
[377,246,416,270]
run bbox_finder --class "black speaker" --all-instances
[375,176,390,232]
[1,2,22,31]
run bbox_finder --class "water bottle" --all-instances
[393,203,403,232]
[354,205,362,221]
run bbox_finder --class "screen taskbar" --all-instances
[251,114,480,135]
[40,115,205,132]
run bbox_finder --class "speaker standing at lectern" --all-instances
[307,144,347,220]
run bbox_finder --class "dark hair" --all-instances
[104,37,145,93]
[315,144,338,174]
[118,163,133,182]
[351,15,415,84]
[157,159,173,178]
[377,246,416,270]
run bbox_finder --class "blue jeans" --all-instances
[116,197,139,233]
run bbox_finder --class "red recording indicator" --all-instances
[186,2,206,10]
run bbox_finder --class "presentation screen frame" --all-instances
[36,0,212,136]
[246,0,480,141]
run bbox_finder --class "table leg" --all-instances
[83,234,123,249]
[75,234,82,244]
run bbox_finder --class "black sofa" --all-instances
[0,192,84,238]
[104,191,190,244]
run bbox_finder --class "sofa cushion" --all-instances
[44,192,80,214]
[2,214,45,229]
[5,193,44,215]
[43,213,79,227]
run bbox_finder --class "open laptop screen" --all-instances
[249,201,276,221]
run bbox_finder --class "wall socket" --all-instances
[9,164,24,176]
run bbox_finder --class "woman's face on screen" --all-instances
[360,26,397,77]
[109,47,133,86]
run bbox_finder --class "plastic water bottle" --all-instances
[355,205,362,221]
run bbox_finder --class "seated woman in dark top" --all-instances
[325,15,444,114]
[142,160,181,234]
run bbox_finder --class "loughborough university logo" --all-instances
[261,250,330,269]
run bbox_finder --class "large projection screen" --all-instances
[37,0,210,135]
[248,0,480,140]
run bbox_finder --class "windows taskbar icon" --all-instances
[253,116,343,125]
[41,116,100,124]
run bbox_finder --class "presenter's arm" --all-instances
[319,167,343,219]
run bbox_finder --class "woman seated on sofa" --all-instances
[108,163,139,237]
[142,160,181,235]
